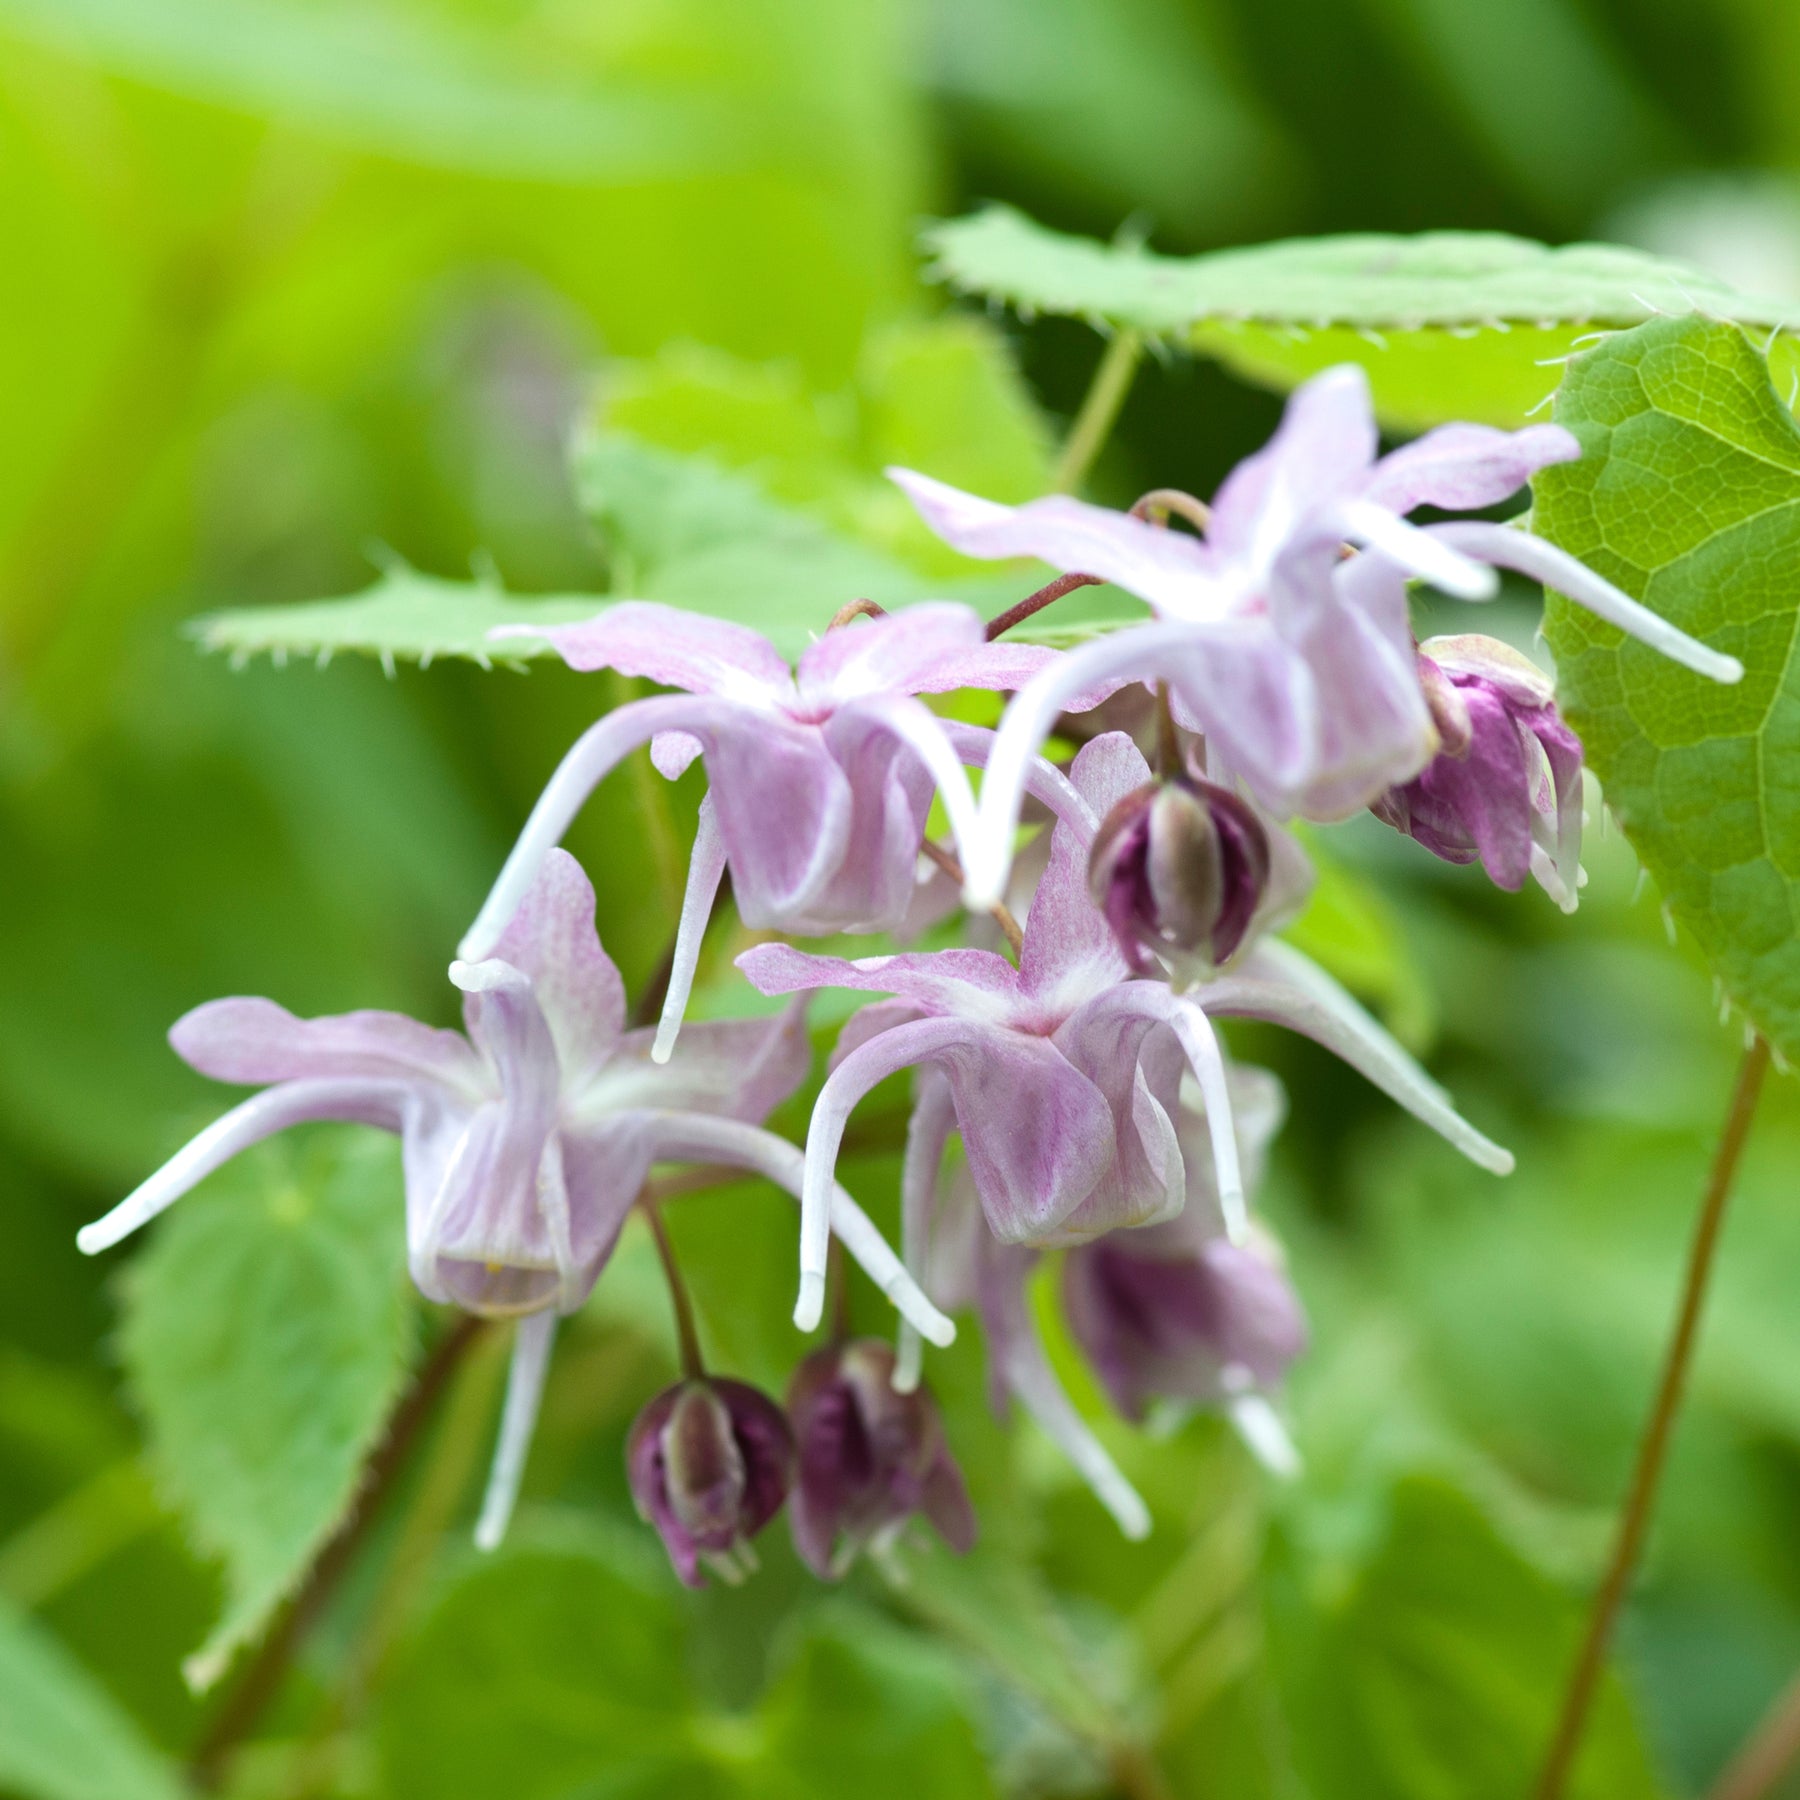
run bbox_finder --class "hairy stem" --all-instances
[188,1314,488,1791]
[642,1196,705,1378]
[1051,328,1144,496]
[1534,1035,1772,1800]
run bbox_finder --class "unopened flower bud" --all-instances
[1373,634,1584,909]
[1087,772,1271,972]
[786,1338,975,1577]
[1063,1227,1307,1424]
[626,1378,795,1587]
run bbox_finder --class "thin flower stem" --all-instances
[828,1238,851,1343]
[641,1195,705,1379]
[920,837,1024,955]
[1706,1666,1800,1800]
[188,1314,488,1791]
[1534,1034,1773,1800]
[984,570,1104,642]
[1051,328,1145,496]
[1108,1743,1179,1800]
[1130,487,1211,533]
[1154,682,1179,780]
[828,597,888,630]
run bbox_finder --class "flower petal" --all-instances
[521,601,794,703]
[485,849,626,1090]
[1362,422,1579,515]
[889,467,1215,614]
[737,940,1023,1023]
[170,998,482,1098]
[794,602,985,701]
[599,1001,811,1127]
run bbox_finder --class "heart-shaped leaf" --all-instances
[1535,315,1800,1062]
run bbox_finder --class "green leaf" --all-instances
[1278,1477,1665,1800]
[924,207,1800,428]
[0,1592,185,1800]
[119,1127,415,1687]
[187,567,608,672]
[377,1528,691,1800]
[0,0,740,183]
[1534,315,1800,1064]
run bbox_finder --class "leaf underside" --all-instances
[1535,314,1800,1064]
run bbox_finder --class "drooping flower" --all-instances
[917,1061,1296,1535]
[626,1377,795,1586]
[462,601,1081,1056]
[1372,633,1584,909]
[1087,766,1272,972]
[786,1337,975,1577]
[891,363,1742,907]
[741,732,1512,1334]
[78,849,951,1548]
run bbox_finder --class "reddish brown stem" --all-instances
[641,1195,705,1379]
[919,837,1024,955]
[828,597,888,630]
[1534,1035,1773,1799]
[188,1315,488,1790]
[1707,1666,1800,1800]
[985,571,1104,641]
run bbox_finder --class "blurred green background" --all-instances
[4,2,1800,1796]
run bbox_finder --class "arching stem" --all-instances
[641,1195,705,1379]
[1534,1034,1773,1799]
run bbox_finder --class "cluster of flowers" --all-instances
[80,366,1739,1583]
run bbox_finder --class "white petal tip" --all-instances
[649,1031,676,1066]
[793,1272,826,1333]
[473,1520,504,1553]
[1710,654,1745,684]
[1483,1145,1517,1176]
[1118,1504,1153,1541]
[891,1363,923,1395]
[75,1226,110,1256]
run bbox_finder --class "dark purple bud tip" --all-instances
[1374,635,1583,903]
[786,1338,976,1579]
[626,1377,795,1587]
[1088,771,1272,972]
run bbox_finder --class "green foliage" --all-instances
[378,1529,994,1800]
[924,206,1800,427]
[1535,315,1800,1063]
[1279,1478,1665,1800]
[119,1128,416,1686]
[0,1590,185,1800]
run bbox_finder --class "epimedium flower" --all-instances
[627,1377,795,1587]
[740,731,1512,1337]
[889,363,1743,910]
[460,600,1079,1058]
[1372,633,1584,909]
[78,849,952,1549]
[785,1337,975,1577]
[917,1061,1296,1536]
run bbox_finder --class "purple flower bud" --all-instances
[786,1339,976,1577]
[1062,1229,1308,1423]
[1087,771,1272,972]
[1373,634,1584,907]
[626,1378,795,1587]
